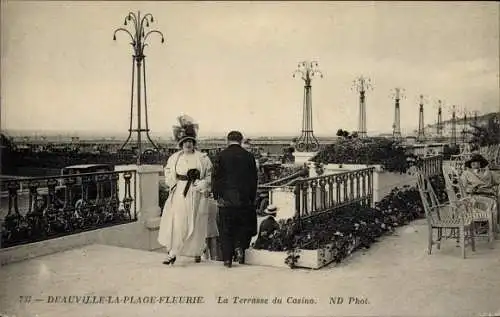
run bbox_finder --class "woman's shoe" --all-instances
[162,255,176,265]
[194,256,201,263]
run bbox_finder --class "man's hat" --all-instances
[264,205,277,216]
[465,153,489,169]
[173,115,198,147]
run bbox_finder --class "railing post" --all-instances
[369,168,374,208]
[294,182,301,219]
[136,165,163,223]
[371,166,379,204]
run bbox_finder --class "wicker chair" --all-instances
[416,172,476,258]
[442,164,498,246]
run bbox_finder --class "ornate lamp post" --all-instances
[436,99,443,139]
[113,11,165,165]
[293,61,323,152]
[417,94,427,143]
[352,76,373,138]
[449,105,457,146]
[390,87,405,141]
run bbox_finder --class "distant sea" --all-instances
[2,129,340,141]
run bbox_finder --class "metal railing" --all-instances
[293,167,374,220]
[256,156,442,222]
[0,170,137,248]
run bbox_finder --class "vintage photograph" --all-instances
[1,1,499,316]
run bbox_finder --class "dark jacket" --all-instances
[212,143,258,208]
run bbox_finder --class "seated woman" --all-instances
[460,154,499,196]
[460,153,498,225]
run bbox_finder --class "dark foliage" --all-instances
[312,137,416,174]
[2,204,134,249]
[441,144,461,160]
[6,150,219,176]
[469,115,500,147]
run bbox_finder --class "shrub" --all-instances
[312,138,416,174]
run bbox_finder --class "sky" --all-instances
[1,1,499,138]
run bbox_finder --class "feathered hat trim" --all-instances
[173,115,199,146]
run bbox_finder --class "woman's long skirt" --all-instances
[158,181,209,257]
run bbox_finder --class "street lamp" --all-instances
[352,76,373,138]
[390,87,405,141]
[293,61,323,152]
[113,11,165,165]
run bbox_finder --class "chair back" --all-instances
[442,164,467,206]
[416,171,444,224]
[483,144,500,169]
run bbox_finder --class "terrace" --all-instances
[1,224,499,317]
[1,154,500,317]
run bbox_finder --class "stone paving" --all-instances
[1,219,500,317]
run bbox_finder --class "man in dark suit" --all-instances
[212,131,258,268]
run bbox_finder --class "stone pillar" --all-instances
[136,165,163,223]
[270,188,296,220]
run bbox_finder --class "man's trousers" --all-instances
[217,207,251,263]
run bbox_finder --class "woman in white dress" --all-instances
[158,116,213,265]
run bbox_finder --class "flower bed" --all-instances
[248,175,447,269]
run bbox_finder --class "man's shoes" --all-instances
[194,256,201,263]
[235,248,245,264]
[223,261,232,268]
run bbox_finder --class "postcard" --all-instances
[1,1,499,317]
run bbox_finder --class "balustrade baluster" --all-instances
[355,172,361,200]
[342,175,348,203]
[7,181,20,216]
[349,174,354,200]
[46,179,58,210]
[310,179,318,213]
[28,181,39,214]
[110,173,119,211]
[63,177,76,210]
[123,172,134,219]
[301,181,309,217]
[361,173,367,205]
[319,178,327,211]
[335,177,341,205]
[327,178,334,207]
[294,183,301,220]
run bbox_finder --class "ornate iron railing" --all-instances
[0,170,137,248]
[293,167,374,220]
